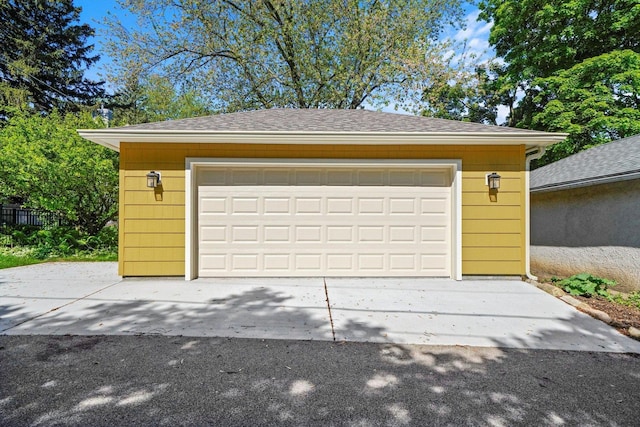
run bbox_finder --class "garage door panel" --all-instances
[264,254,290,271]
[295,254,322,270]
[200,197,226,214]
[201,226,226,242]
[358,254,385,270]
[327,170,355,185]
[389,254,417,270]
[232,170,260,184]
[201,226,448,248]
[358,226,385,242]
[421,198,449,214]
[296,226,322,242]
[389,170,417,185]
[327,254,353,269]
[200,252,450,276]
[232,226,259,242]
[389,198,416,214]
[201,254,226,272]
[295,198,322,214]
[357,170,385,185]
[327,226,354,242]
[327,198,354,214]
[263,170,291,184]
[198,167,452,277]
[264,226,290,242]
[389,226,417,242]
[263,197,291,214]
[231,254,259,270]
[358,198,385,214]
[232,198,259,214]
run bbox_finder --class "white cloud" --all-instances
[497,105,510,125]
[449,9,495,62]
[467,37,487,50]
[454,10,492,42]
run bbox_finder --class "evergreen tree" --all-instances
[0,0,104,115]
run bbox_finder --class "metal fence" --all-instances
[1,206,62,227]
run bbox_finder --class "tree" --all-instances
[477,0,640,164]
[107,74,213,126]
[533,50,640,163]
[105,0,464,112]
[0,111,118,234]
[0,0,104,115]
[421,62,500,124]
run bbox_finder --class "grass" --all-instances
[0,247,117,269]
[0,252,43,269]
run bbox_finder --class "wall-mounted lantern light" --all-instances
[146,171,162,188]
[486,172,501,190]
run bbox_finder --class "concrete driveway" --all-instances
[1,262,639,353]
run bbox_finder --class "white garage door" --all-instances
[197,166,451,277]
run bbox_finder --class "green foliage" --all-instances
[0,248,42,269]
[613,292,640,311]
[479,0,640,81]
[105,0,464,112]
[0,111,118,234]
[533,50,640,163]
[108,74,212,126]
[478,0,640,165]
[0,0,104,115]
[557,273,617,298]
[421,62,501,124]
[1,225,118,260]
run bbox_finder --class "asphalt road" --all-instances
[1,335,639,426]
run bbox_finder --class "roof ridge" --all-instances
[115,108,560,135]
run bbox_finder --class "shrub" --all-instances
[1,225,117,259]
[557,273,616,298]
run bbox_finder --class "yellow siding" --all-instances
[124,261,185,276]
[119,143,526,276]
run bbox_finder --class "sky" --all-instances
[75,0,500,118]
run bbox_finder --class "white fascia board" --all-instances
[78,129,567,152]
[77,130,121,152]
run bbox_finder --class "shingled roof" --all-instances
[79,108,567,152]
[531,134,640,192]
[118,108,545,134]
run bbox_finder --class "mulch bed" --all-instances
[575,295,640,338]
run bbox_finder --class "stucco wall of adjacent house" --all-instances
[119,142,527,277]
[531,179,640,292]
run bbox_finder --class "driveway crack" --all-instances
[1,279,123,332]
[323,277,336,341]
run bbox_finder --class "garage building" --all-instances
[79,109,565,280]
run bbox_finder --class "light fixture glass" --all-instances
[487,172,501,189]
[146,171,161,188]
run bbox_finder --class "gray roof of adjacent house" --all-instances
[117,108,547,134]
[531,134,640,192]
[79,108,567,152]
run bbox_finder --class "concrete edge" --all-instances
[527,280,638,337]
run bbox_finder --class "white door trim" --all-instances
[185,158,462,281]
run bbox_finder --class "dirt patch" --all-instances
[575,295,640,338]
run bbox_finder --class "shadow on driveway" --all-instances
[1,322,639,426]
[2,264,640,425]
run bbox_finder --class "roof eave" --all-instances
[78,129,568,153]
[531,170,640,193]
